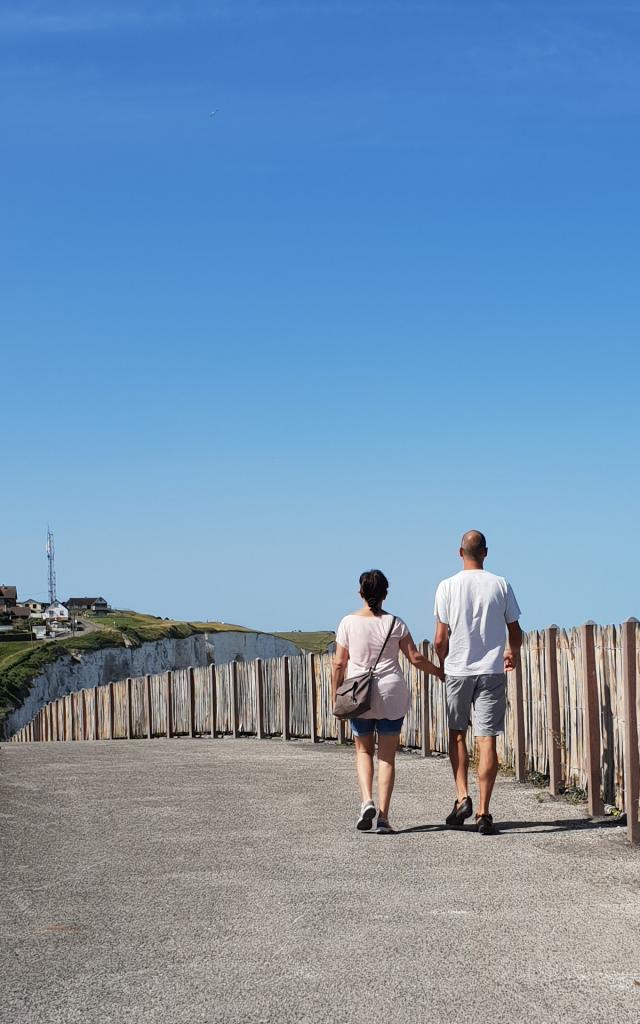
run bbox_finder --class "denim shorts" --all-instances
[350,717,404,737]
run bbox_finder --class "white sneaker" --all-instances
[356,801,376,831]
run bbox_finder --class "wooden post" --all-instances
[165,671,172,739]
[256,659,266,739]
[93,686,100,740]
[49,703,54,741]
[81,690,87,741]
[281,657,291,741]
[308,652,319,743]
[513,651,526,781]
[210,664,217,738]
[108,682,115,741]
[421,642,432,758]
[188,667,195,738]
[231,662,240,738]
[125,677,133,739]
[545,626,562,795]
[622,618,639,844]
[145,674,152,739]
[581,622,604,816]
[70,693,77,741]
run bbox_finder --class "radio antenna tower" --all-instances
[46,527,57,605]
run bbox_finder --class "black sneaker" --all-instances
[445,796,473,827]
[376,816,396,834]
[476,813,495,836]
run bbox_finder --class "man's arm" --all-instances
[434,620,449,674]
[504,621,523,672]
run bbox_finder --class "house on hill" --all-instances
[0,586,18,614]
[66,597,110,615]
[43,602,69,623]
[10,605,30,624]
[23,599,46,616]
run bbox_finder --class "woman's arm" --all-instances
[332,643,349,700]
[400,633,445,680]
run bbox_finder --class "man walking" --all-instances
[434,530,522,835]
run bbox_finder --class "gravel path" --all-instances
[1,739,639,1024]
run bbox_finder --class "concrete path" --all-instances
[1,739,639,1024]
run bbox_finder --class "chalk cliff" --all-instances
[4,631,302,737]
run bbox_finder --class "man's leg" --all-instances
[449,729,470,801]
[445,676,474,803]
[476,735,499,816]
[473,673,507,818]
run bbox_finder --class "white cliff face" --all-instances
[4,631,302,737]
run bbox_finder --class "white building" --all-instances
[43,602,69,623]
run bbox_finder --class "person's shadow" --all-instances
[394,815,626,836]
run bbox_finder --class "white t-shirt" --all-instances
[335,612,410,719]
[434,570,521,677]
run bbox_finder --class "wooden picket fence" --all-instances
[9,620,640,843]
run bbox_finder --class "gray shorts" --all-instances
[445,673,507,737]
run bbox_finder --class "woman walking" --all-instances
[332,569,443,833]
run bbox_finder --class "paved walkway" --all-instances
[1,739,639,1024]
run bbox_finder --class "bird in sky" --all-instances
[209,109,219,118]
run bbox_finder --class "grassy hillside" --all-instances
[272,630,335,653]
[0,612,334,729]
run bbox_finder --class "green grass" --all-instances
[92,612,335,653]
[0,642,37,671]
[0,611,335,729]
[272,631,335,654]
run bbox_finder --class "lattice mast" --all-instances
[46,527,57,605]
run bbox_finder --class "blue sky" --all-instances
[2,1,639,635]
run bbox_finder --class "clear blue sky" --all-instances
[2,1,639,636]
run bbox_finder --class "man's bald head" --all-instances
[460,530,487,564]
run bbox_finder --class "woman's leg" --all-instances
[377,733,400,819]
[354,733,375,802]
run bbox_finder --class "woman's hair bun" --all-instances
[359,569,389,613]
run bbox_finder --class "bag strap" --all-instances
[370,615,396,672]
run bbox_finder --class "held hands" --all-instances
[504,650,517,672]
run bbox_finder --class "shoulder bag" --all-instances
[333,615,397,720]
